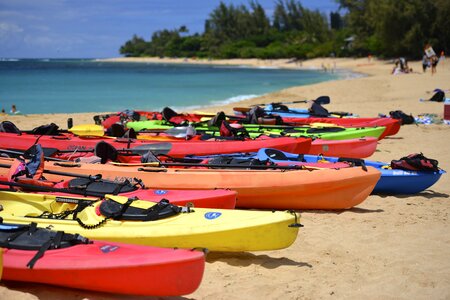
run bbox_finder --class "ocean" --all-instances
[0,59,342,114]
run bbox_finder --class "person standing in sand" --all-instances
[439,51,445,66]
[422,54,429,73]
[431,55,439,75]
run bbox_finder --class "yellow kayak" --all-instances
[0,191,300,252]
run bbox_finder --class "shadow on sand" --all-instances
[2,282,190,300]
[302,207,384,215]
[376,190,449,199]
[206,252,312,269]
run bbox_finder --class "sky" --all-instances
[0,0,340,58]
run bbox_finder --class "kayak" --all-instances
[105,108,399,139]
[255,148,446,194]
[0,130,312,159]
[0,175,237,209]
[127,119,386,140]
[0,157,381,210]
[1,222,204,296]
[279,117,401,139]
[309,137,379,158]
[0,191,300,251]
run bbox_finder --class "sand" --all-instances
[1,57,449,300]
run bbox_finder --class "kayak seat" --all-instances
[207,111,226,127]
[161,107,178,123]
[106,123,126,137]
[99,198,182,221]
[0,221,90,268]
[264,149,305,162]
[31,123,59,135]
[0,121,21,134]
[122,128,137,139]
[68,177,138,195]
[94,141,118,164]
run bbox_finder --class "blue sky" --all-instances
[0,0,340,58]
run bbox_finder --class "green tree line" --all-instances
[120,0,450,59]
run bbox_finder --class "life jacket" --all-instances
[391,153,439,172]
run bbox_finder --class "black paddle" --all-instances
[0,162,102,180]
[0,142,173,161]
[0,180,108,198]
[234,96,331,113]
[141,161,305,170]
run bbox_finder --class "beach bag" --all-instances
[429,90,445,102]
[391,153,439,171]
[389,110,415,125]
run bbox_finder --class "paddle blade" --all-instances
[69,124,105,137]
[233,107,251,114]
[313,96,330,105]
[130,143,173,156]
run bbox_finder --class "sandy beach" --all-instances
[1,57,449,300]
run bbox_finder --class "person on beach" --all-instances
[422,54,429,72]
[439,51,445,65]
[10,104,19,114]
[431,55,439,75]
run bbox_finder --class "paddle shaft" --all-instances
[0,149,69,162]
[146,161,304,170]
[0,162,102,180]
[0,180,107,198]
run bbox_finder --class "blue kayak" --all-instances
[189,148,445,195]
[255,148,445,194]
[263,104,311,118]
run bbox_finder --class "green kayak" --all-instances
[126,120,385,140]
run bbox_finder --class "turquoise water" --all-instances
[0,59,340,114]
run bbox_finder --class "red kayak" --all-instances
[280,117,401,139]
[0,156,237,209]
[2,223,205,296]
[308,137,378,158]
[0,131,311,159]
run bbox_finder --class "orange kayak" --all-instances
[0,157,381,210]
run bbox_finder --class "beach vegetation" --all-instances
[120,0,450,59]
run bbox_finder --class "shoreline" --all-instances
[2,57,450,299]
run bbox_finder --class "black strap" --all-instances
[27,238,53,269]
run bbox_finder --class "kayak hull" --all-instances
[280,117,401,139]
[308,137,378,158]
[3,241,205,296]
[255,149,446,194]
